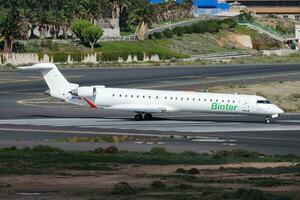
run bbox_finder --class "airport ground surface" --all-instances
[0,63,300,154]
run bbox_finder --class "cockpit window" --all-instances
[257,100,271,104]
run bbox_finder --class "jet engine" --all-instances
[70,86,96,97]
[70,86,105,98]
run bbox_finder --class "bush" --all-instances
[150,147,168,155]
[173,26,185,36]
[13,42,26,53]
[93,147,104,154]
[177,183,193,190]
[0,146,17,151]
[176,168,186,173]
[151,180,166,190]
[162,29,174,38]
[213,149,263,159]
[104,145,119,154]
[187,168,199,174]
[234,188,267,200]
[152,32,163,39]
[112,182,136,195]
[31,145,64,153]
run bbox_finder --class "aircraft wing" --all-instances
[103,104,168,113]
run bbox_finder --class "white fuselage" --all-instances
[66,86,284,117]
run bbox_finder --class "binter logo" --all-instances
[211,103,238,111]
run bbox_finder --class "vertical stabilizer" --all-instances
[18,63,78,99]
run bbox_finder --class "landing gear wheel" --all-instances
[265,117,270,124]
[134,114,143,121]
[144,113,153,120]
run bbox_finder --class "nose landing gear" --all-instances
[134,113,153,121]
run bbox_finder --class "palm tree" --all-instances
[80,0,103,24]
[128,4,156,40]
[109,0,130,28]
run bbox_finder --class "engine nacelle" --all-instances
[70,85,106,97]
[70,86,96,97]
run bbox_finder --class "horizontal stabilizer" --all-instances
[18,63,56,70]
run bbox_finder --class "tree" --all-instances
[82,26,103,49]
[129,4,156,40]
[71,19,93,42]
[109,0,130,28]
[80,0,103,24]
[0,0,22,53]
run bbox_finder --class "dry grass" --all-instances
[209,81,300,112]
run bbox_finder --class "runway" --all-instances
[0,63,300,154]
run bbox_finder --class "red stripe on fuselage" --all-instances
[83,98,97,109]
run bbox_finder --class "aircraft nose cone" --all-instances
[275,106,284,114]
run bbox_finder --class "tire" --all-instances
[144,113,153,120]
[135,114,143,121]
[265,117,270,124]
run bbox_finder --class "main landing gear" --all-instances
[134,113,153,121]
[265,116,270,124]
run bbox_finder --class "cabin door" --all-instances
[243,99,250,112]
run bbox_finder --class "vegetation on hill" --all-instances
[0,0,193,53]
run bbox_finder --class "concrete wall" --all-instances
[0,53,161,66]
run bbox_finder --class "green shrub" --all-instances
[13,42,26,53]
[162,29,174,38]
[152,32,164,39]
[94,147,104,154]
[31,145,64,153]
[173,26,185,36]
[112,182,136,195]
[50,52,68,63]
[104,145,119,154]
[187,168,199,174]
[151,180,166,190]
[150,147,168,155]
[177,183,193,190]
[234,188,267,200]
[213,149,263,159]
[176,168,186,173]
[0,146,17,151]
[249,177,286,187]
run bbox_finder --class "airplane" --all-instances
[19,63,284,124]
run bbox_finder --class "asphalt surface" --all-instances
[0,63,300,154]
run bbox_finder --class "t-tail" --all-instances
[18,63,78,100]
